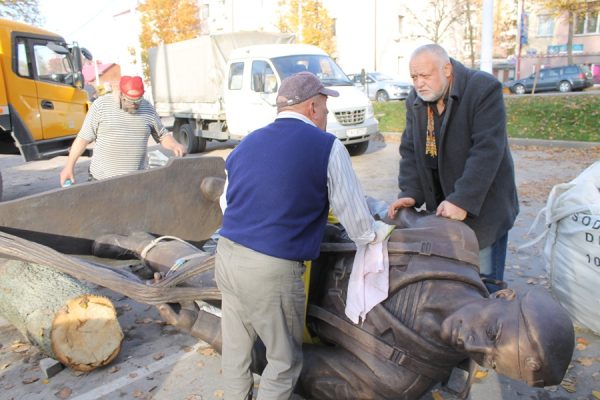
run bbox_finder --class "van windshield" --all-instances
[271,54,352,86]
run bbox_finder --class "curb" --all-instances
[508,138,600,148]
[379,132,600,149]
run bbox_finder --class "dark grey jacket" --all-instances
[398,59,519,249]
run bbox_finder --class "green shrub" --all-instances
[373,93,600,142]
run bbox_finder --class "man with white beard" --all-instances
[388,44,519,293]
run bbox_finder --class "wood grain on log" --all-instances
[0,259,123,371]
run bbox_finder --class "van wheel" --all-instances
[175,123,200,154]
[376,90,389,102]
[558,81,572,93]
[346,141,369,156]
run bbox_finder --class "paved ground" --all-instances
[0,136,599,399]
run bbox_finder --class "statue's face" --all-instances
[440,289,525,378]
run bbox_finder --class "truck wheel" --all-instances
[346,141,369,156]
[175,123,200,154]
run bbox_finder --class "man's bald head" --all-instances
[410,44,450,67]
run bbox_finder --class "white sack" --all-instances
[531,161,600,334]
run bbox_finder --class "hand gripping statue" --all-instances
[92,208,574,400]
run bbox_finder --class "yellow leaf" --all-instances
[592,390,600,400]
[576,337,589,345]
[475,369,489,379]
[561,377,577,393]
[431,390,445,400]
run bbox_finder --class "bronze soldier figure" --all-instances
[93,208,574,400]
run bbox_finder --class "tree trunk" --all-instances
[0,259,123,372]
[567,11,574,65]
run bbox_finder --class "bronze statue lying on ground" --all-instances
[93,208,574,400]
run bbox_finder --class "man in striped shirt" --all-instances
[60,76,186,184]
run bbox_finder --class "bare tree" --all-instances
[0,0,43,26]
[403,0,464,44]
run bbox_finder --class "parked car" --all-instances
[504,65,594,95]
[348,71,413,102]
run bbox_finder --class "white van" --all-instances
[149,35,378,156]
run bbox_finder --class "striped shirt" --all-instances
[78,93,167,180]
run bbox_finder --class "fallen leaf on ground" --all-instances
[11,342,31,353]
[129,372,138,379]
[576,343,587,351]
[153,352,165,361]
[592,390,600,400]
[214,389,225,398]
[132,390,144,398]
[199,348,217,357]
[431,390,445,400]
[475,369,489,379]
[55,387,72,399]
[109,366,120,373]
[576,337,589,345]
[561,377,577,393]
[576,357,594,367]
[22,376,39,384]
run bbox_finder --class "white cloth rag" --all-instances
[345,221,393,324]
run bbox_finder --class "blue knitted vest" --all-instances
[220,118,336,261]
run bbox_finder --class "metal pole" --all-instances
[516,0,525,79]
[374,0,377,71]
[480,0,494,73]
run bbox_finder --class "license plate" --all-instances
[346,127,367,138]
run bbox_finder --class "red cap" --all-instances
[119,76,144,99]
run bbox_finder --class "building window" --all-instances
[586,11,599,33]
[537,14,554,37]
[575,10,600,34]
[398,15,404,35]
[575,12,586,34]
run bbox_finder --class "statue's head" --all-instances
[440,288,574,387]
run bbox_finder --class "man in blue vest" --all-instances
[216,71,391,399]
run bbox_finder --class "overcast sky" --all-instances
[39,0,136,62]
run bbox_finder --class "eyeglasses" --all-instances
[122,95,143,105]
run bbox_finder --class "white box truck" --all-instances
[148,32,378,156]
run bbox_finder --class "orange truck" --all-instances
[0,18,91,199]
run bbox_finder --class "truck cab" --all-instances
[0,19,91,200]
[224,44,378,155]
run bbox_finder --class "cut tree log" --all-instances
[0,259,123,371]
